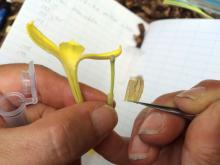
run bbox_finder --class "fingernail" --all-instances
[138,112,165,135]
[129,135,149,160]
[91,105,117,136]
[176,87,206,100]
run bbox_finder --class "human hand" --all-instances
[127,80,220,165]
[94,80,220,165]
[0,64,117,165]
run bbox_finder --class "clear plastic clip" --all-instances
[0,61,38,127]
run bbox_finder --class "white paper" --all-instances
[3,1,220,164]
[0,0,148,164]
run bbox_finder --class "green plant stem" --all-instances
[107,57,115,106]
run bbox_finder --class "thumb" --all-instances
[182,100,220,164]
[0,102,117,165]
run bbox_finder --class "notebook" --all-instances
[1,0,220,164]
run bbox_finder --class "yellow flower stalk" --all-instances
[26,22,122,105]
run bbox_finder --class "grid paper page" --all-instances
[130,19,220,103]
[0,0,148,164]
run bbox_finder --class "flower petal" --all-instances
[59,41,84,103]
[26,21,59,58]
[81,46,122,60]
[59,41,85,56]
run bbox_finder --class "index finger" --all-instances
[0,64,107,108]
[174,80,220,114]
[128,92,186,164]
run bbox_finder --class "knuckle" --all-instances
[194,146,220,165]
[153,94,169,104]
[153,91,179,105]
[35,64,56,76]
[46,123,75,163]
[35,64,47,71]
[197,79,219,87]
[35,63,50,69]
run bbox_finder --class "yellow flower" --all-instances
[26,22,122,105]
